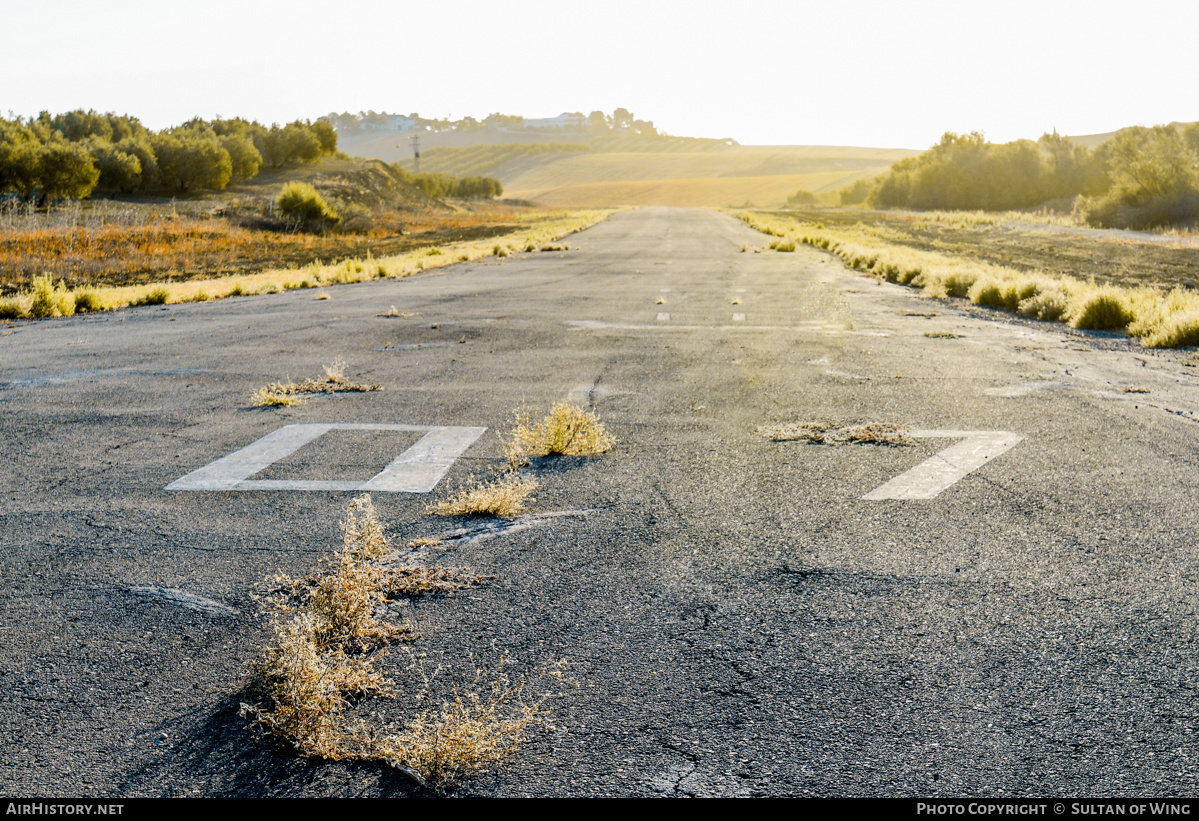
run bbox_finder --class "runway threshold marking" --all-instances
[862,430,1024,500]
[166,423,486,493]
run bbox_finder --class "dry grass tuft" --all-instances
[381,659,562,789]
[251,386,306,407]
[427,474,538,518]
[381,566,488,597]
[252,360,380,407]
[1121,386,1151,394]
[757,422,914,446]
[503,402,616,469]
[377,305,416,317]
[924,331,963,339]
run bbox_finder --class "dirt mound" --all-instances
[311,159,449,212]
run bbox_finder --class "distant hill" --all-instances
[1068,121,1197,149]
[339,125,916,208]
[500,146,915,208]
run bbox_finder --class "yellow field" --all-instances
[503,147,914,207]
[508,173,860,208]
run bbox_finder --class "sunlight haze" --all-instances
[3,0,1196,149]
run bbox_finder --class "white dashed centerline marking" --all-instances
[862,430,1024,500]
[657,312,671,321]
[732,313,746,321]
[166,423,486,493]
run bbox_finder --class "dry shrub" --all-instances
[428,474,538,518]
[1018,289,1070,321]
[243,612,390,760]
[757,422,914,446]
[504,402,616,469]
[381,659,561,788]
[1142,310,1199,348]
[244,495,553,789]
[242,497,410,756]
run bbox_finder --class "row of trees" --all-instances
[0,111,339,204]
[866,131,1106,211]
[842,124,1199,228]
[392,167,503,200]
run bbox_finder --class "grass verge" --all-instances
[0,210,614,321]
[733,209,1199,348]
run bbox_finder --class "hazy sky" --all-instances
[3,0,1195,149]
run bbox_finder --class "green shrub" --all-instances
[276,182,339,230]
[0,296,28,319]
[132,285,170,306]
[334,201,374,234]
[1141,310,1199,348]
[28,275,76,318]
[1067,287,1134,331]
[73,287,108,313]
[785,189,818,207]
[968,277,1008,309]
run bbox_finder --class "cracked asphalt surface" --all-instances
[3,207,1199,796]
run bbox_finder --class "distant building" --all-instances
[522,112,586,130]
[360,115,416,133]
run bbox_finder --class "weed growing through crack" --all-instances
[924,331,964,339]
[757,422,915,446]
[251,359,381,407]
[503,402,616,469]
[427,474,538,518]
[380,656,564,789]
[243,496,549,789]
[377,305,416,317]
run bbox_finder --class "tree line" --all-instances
[392,167,503,200]
[323,108,660,136]
[0,111,339,204]
[828,124,1199,229]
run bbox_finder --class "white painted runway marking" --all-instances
[732,313,746,321]
[862,430,1024,500]
[657,312,671,321]
[166,423,486,493]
